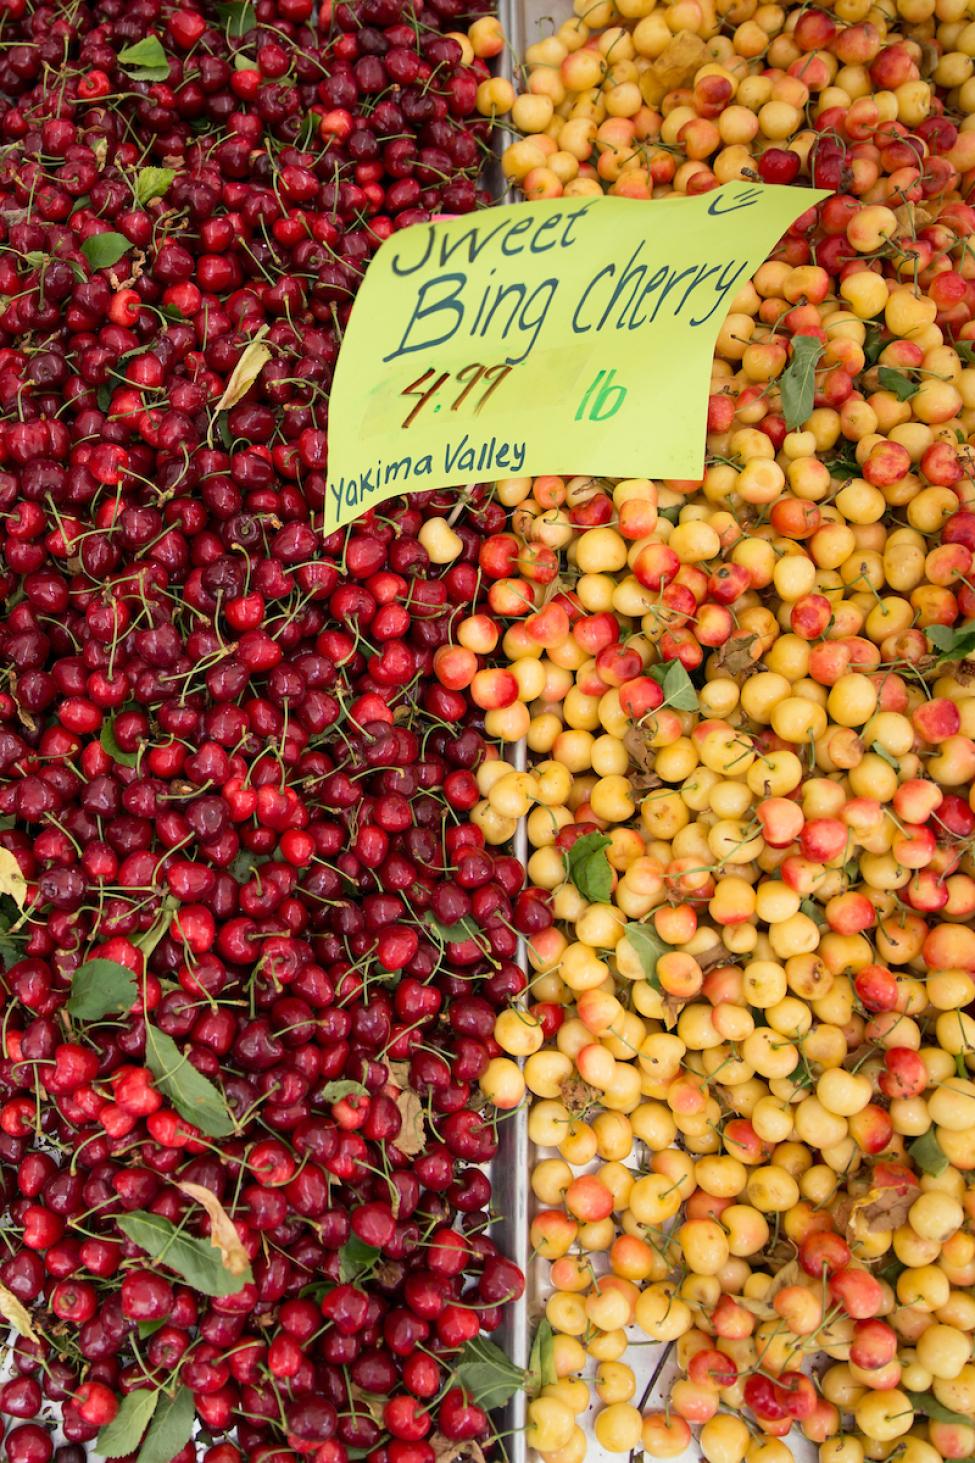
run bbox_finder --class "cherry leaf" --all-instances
[322,1080,369,1102]
[624,922,673,989]
[0,1282,39,1343]
[877,366,920,401]
[909,1129,949,1177]
[176,1182,251,1277]
[81,233,131,271]
[779,335,824,431]
[96,1389,160,1458]
[214,328,271,413]
[0,848,26,909]
[452,1336,526,1411]
[134,167,175,206]
[117,37,170,82]
[67,958,137,1021]
[565,832,612,902]
[100,716,138,767]
[117,1212,252,1297]
[144,1024,235,1138]
[388,1061,426,1156]
[137,1387,195,1463]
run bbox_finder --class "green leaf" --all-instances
[81,232,131,270]
[96,1388,160,1458]
[135,167,175,206]
[909,1130,949,1177]
[217,0,257,35]
[338,1237,381,1282]
[67,958,137,1021]
[453,1336,526,1411]
[100,717,138,767]
[625,922,672,990]
[322,1080,369,1103]
[234,52,258,70]
[117,37,170,81]
[871,741,900,771]
[927,621,975,662]
[779,335,825,431]
[527,1319,557,1394]
[229,849,260,882]
[566,832,613,903]
[662,660,698,711]
[422,911,482,944]
[877,366,920,401]
[799,897,822,924]
[906,1392,972,1426]
[144,1024,235,1138]
[117,1212,251,1297]
[137,1386,195,1463]
[137,1318,166,1339]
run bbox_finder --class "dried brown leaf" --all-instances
[176,1182,250,1276]
[349,1388,384,1423]
[559,1075,599,1112]
[765,1259,802,1301]
[848,1184,917,1236]
[624,725,656,774]
[714,633,760,679]
[695,943,732,974]
[661,994,687,1030]
[387,1062,425,1157]
[432,1436,487,1463]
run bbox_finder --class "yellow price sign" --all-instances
[324,184,827,532]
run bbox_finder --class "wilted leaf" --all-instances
[623,725,657,775]
[0,848,26,909]
[651,29,706,89]
[67,958,137,1020]
[765,1259,801,1301]
[0,1282,38,1342]
[848,1184,917,1235]
[780,335,825,430]
[97,1389,160,1458]
[432,1437,487,1463]
[117,1212,251,1297]
[566,832,613,902]
[713,633,760,679]
[176,1182,250,1277]
[387,1061,425,1155]
[214,328,271,413]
